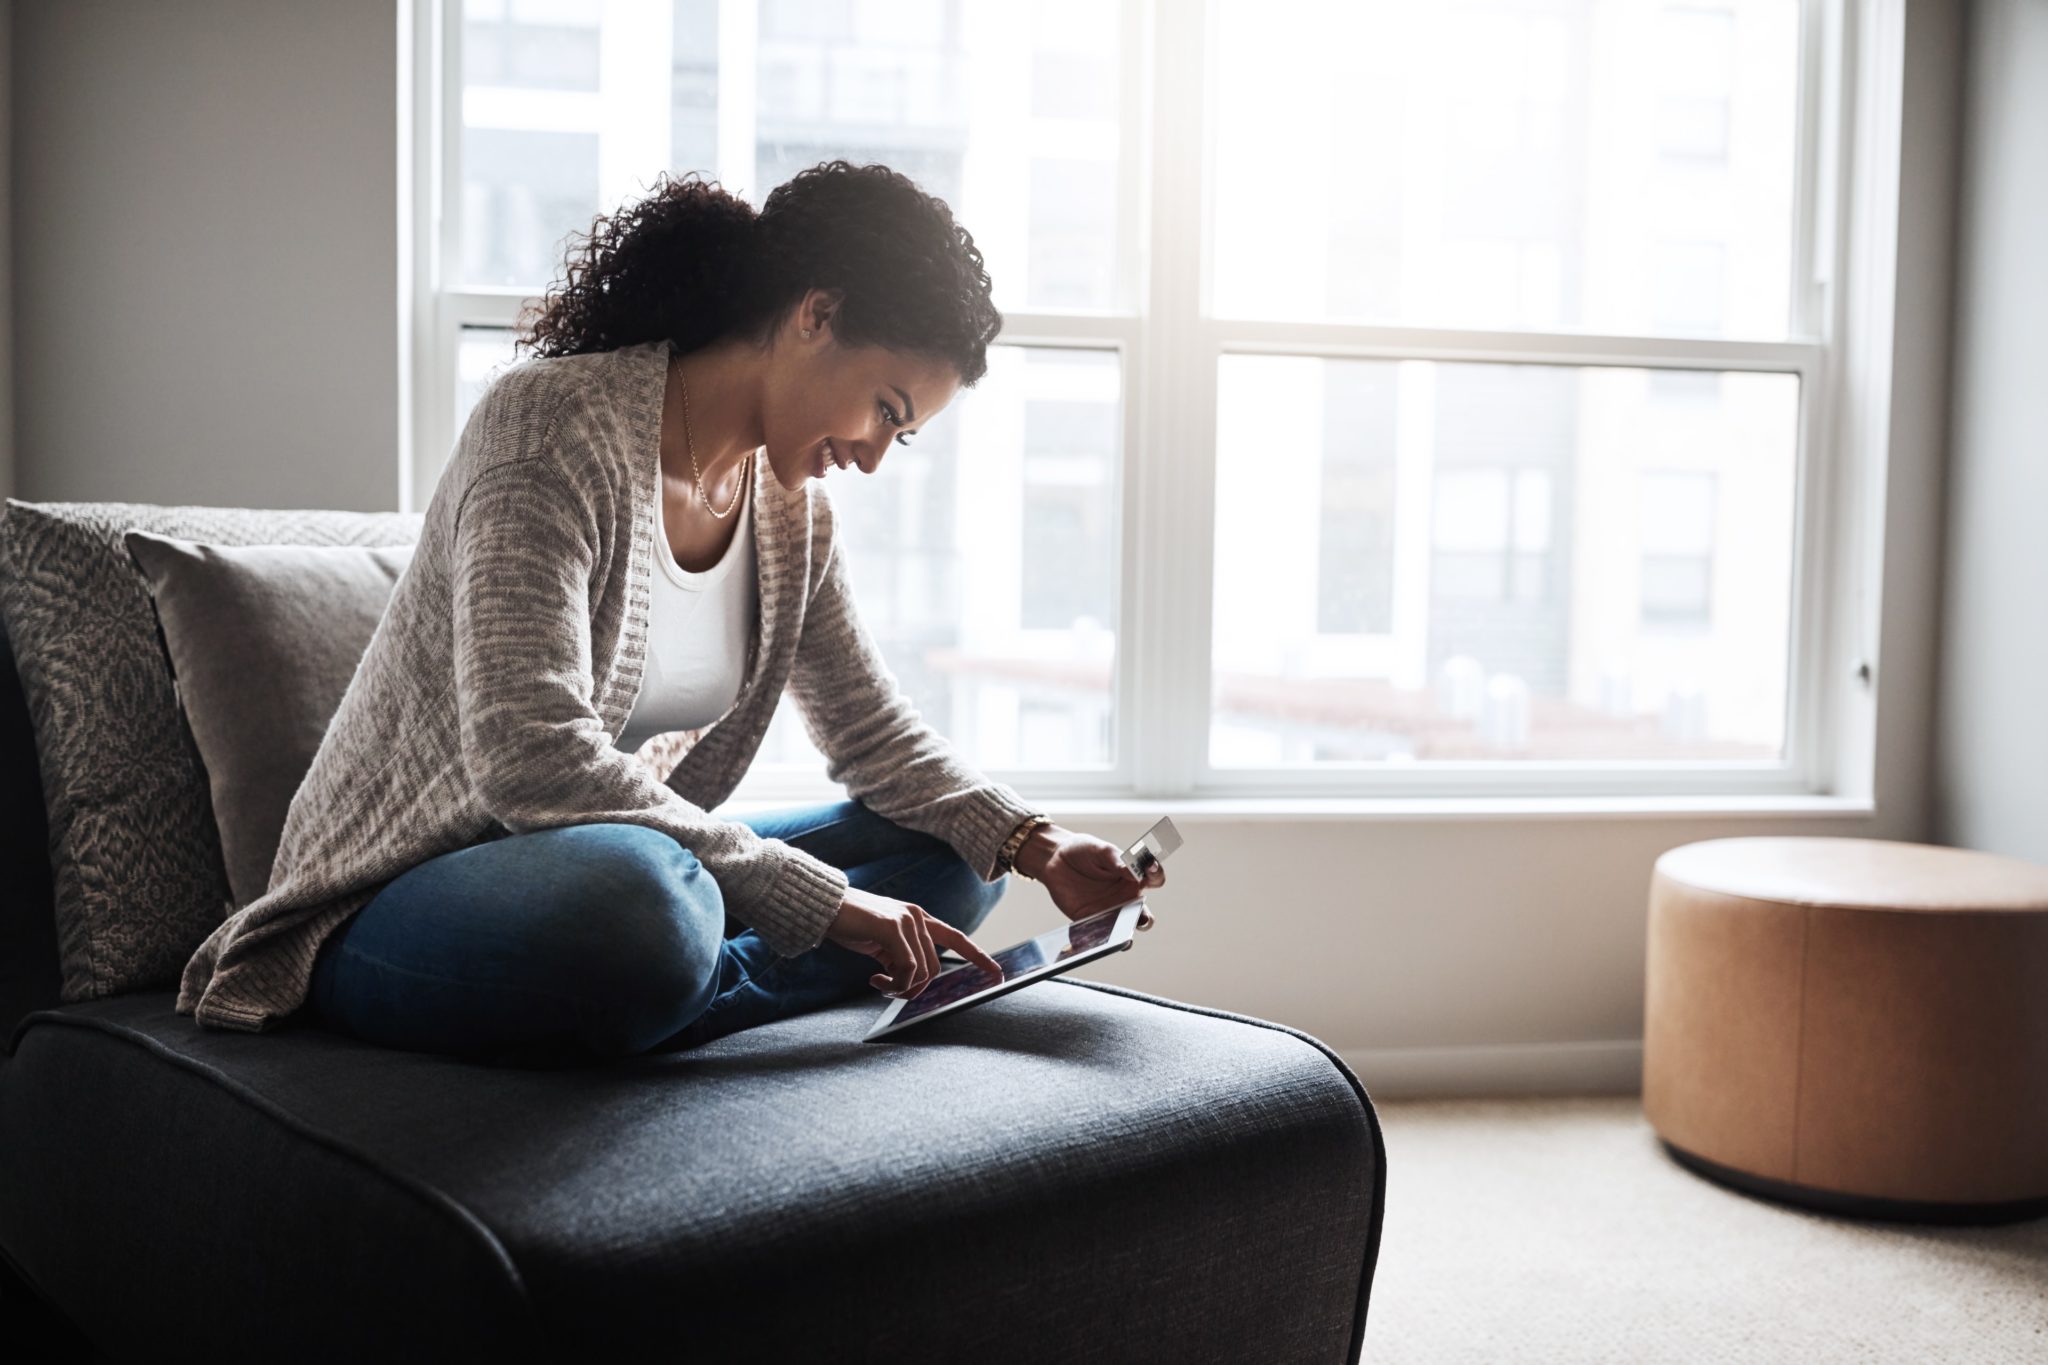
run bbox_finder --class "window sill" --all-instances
[1029,795,1877,822]
[723,792,1877,823]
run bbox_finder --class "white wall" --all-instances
[8,2,1968,1096]
[956,803,1883,1097]
[11,0,400,510]
[1932,0,2048,867]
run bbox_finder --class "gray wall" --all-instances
[11,0,400,511]
[1866,0,1963,847]
[1932,0,2048,864]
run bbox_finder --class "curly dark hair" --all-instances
[516,160,1003,386]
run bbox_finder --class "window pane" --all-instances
[1315,363,1399,633]
[1211,0,1802,338]
[464,1,600,92]
[1640,469,1717,627]
[751,345,1121,776]
[459,0,1124,311]
[1211,357,1798,765]
[455,325,521,438]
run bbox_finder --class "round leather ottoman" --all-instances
[1643,836,2048,1225]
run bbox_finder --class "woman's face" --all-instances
[758,292,963,492]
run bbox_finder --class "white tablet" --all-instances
[860,900,1145,1042]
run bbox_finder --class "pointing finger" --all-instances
[929,920,1004,979]
[908,910,939,997]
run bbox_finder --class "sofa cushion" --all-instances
[121,532,416,910]
[0,979,1386,1363]
[0,500,421,1001]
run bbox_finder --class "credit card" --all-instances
[1121,816,1184,878]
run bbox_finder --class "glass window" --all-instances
[1640,469,1718,628]
[1212,357,1798,764]
[430,0,1847,799]
[1316,364,1400,634]
[1210,0,1801,338]
[463,0,601,92]
[455,326,521,437]
[456,0,1124,312]
[757,345,1121,771]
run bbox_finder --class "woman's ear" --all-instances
[806,286,846,333]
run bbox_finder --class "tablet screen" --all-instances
[876,902,1136,1031]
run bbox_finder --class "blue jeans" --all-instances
[306,799,1010,1062]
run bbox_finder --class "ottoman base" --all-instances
[1659,1139,2048,1227]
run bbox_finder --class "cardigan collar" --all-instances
[604,339,802,742]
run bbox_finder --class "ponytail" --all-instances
[517,172,765,359]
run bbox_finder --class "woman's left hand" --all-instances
[1017,824,1164,930]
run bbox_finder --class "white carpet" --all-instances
[1360,1096,2048,1364]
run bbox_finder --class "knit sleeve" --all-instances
[450,457,849,958]
[784,486,1042,882]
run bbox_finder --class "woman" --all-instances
[174,160,1162,1060]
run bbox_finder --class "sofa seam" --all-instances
[1050,976,1387,1365]
[8,1010,542,1339]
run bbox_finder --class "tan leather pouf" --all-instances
[1644,836,2048,1225]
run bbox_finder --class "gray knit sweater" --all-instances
[177,338,1040,1032]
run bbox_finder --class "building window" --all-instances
[1431,467,1553,605]
[1640,470,1717,629]
[1315,362,1399,635]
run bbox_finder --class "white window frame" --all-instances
[402,0,1905,809]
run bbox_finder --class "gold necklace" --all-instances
[678,364,752,520]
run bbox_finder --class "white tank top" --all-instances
[614,471,757,753]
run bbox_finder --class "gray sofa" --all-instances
[0,548,1386,1361]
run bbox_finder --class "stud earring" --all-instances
[801,328,813,338]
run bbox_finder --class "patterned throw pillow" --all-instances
[0,499,422,1002]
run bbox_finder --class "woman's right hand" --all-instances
[826,886,1005,999]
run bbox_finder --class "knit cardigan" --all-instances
[177,338,1041,1032]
